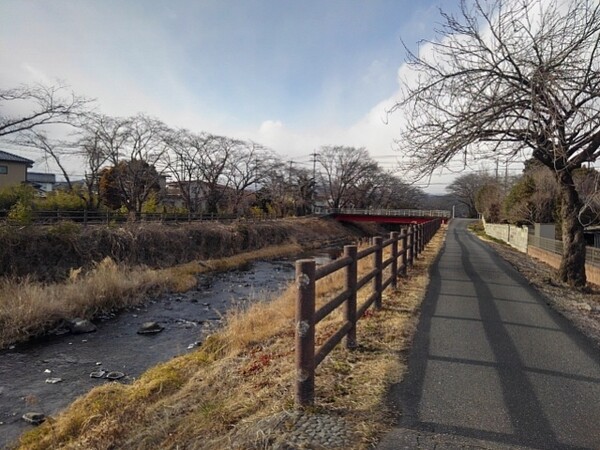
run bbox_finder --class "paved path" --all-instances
[378,219,600,450]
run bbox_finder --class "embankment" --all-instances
[0,217,381,281]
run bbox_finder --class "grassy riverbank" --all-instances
[0,217,378,349]
[15,225,446,449]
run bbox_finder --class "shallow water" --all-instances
[0,259,300,448]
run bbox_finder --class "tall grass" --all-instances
[16,226,447,450]
[0,243,303,349]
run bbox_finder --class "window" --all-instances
[0,166,7,175]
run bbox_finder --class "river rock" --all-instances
[67,318,97,334]
[22,412,45,425]
[45,377,63,384]
[90,370,106,378]
[105,371,125,380]
[137,321,164,334]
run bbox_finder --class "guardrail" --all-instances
[294,218,441,406]
[316,207,452,218]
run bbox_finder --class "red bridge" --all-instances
[319,208,451,224]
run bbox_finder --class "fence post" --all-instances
[373,236,383,309]
[419,224,425,253]
[401,229,408,276]
[344,245,358,349]
[83,209,88,227]
[295,259,316,407]
[390,232,399,289]
[413,225,420,259]
[408,226,414,267]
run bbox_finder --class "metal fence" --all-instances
[0,209,281,226]
[315,207,452,218]
[528,234,600,267]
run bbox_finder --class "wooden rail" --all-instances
[294,219,441,406]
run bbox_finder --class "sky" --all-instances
[0,0,474,194]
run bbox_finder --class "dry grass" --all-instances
[0,243,303,349]
[0,217,379,281]
[15,226,446,450]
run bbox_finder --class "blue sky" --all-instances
[0,0,460,192]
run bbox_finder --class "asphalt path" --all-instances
[378,219,600,450]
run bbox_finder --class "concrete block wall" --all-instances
[528,246,600,286]
[483,219,529,252]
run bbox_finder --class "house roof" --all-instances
[27,172,56,183]
[0,150,34,167]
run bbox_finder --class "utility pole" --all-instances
[288,160,294,184]
[311,151,319,213]
[495,157,499,181]
[254,158,259,194]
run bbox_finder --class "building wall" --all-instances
[0,162,28,188]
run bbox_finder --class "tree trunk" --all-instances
[558,172,586,287]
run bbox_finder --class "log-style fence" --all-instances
[294,219,441,406]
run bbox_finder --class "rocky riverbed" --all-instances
[0,258,304,448]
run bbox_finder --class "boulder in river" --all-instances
[137,321,164,335]
[22,412,45,425]
[67,318,97,334]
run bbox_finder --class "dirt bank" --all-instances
[0,217,382,281]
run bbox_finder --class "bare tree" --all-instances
[0,83,91,138]
[447,173,494,218]
[195,134,238,214]
[76,129,110,210]
[16,131,76,189]
[87,114,168,216]
[164,129,205,213]
[225,141,276,215]
[318,146,378,209]
[393,0,600,286]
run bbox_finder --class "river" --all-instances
[0,256,321,448]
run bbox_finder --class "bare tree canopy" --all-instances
[447,172,494,218]
[0,83,91,137]
[394,0,600,287]
[318,146,378,209]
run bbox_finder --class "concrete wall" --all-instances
[483,219,529,252]
[528,246,600,286]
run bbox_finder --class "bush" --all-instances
[7,200,33,225]
[0,184,35,211]
[35,189,87,211]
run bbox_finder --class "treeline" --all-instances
[447,160,600,229]
[0,84,425,221]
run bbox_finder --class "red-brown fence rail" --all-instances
[294,219,441,406]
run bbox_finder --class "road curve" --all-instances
[378,219,600,450]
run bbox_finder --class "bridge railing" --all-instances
[316,207,451,218]
[294,218,442,406]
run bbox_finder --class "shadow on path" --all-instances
[379,220,600,450]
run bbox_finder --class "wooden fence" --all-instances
[294,219,441,406]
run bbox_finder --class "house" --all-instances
[0,150,34,189]
[27,172,56,193]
